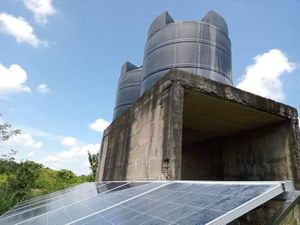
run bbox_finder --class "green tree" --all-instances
[0,114,21,142]
[0,161,41,214]
[88,151,99,181]
[57,169,76,181]
[0,114,91,215]
[55,169,77,188]
[7,161,41,199]
[0,114,21,160]
[0,150,18,174]
[0,115,22,214]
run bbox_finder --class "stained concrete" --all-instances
[97,74,183,181]
[96,69,300,190]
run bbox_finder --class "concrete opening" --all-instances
[181,89,290,181]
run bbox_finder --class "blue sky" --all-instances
[0,0,299,175]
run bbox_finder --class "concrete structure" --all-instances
[97,69,300,224]
[97,69,300,188]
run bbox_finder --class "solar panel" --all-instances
[3,182,109,217]
[17,182,92,204]
[0,181,284,225]
[72,181,283,225]
[0,182,129,225]
[7,182,97,213]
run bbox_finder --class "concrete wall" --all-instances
[223,121,296,182]
[181,138,223,180]
[97,75,183,181]
[182,121,298,184]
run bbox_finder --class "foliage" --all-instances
[0,115,91,215]
[0,159,90,215]
[0,113,21,143]
[57,169,76,180]
[4,161,41,203]
[55,169,77,188]
[0,122,21,142]
[0,151,18,174]
[88,151,99,181]
[0,114,20,159]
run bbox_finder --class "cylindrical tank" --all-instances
[113,62,143,119]
[140,10,232,95]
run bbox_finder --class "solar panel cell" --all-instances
[176,209,225,225]
[211,196,252,211]
[158,205,198,222]
[47,208,71,225]
[65,203,94,220]
[104,208,139,224]
[79,216,113,225]
[118,214,153,225]
[26,214,47,225]
[141,217,171,225]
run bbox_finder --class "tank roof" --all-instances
[201,10,229,35]
[147,11,174,37]
[121,61,138,74]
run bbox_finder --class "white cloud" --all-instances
[0,13,45,47]
[20,126,86,145]
[0,132,43,152]
[61,136,77,147]
[23,0,56,24]
[236,49,296,101]
[89,118,110,132]
[21,126,64,141]
[28,151,35,157]
[42,143,100,175]
[0,63,31,97]
[36,83,50,94]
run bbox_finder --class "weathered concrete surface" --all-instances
[97,71,184,181]
[182,121,298,182]
[97,69,300,190]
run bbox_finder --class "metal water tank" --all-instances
[140,10,232,95]
[113,62,143,119]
